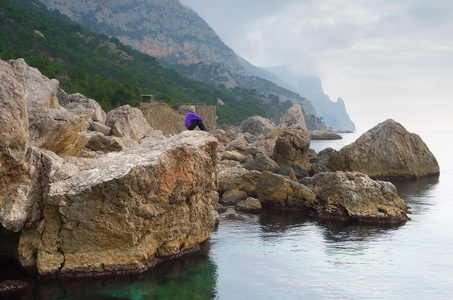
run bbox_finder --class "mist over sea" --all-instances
[6,130,453,300]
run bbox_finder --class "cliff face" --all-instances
[263,66,356,132]
[39,0,245,75]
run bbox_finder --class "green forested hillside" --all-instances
[0,0,292,125]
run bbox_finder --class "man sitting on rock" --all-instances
[185,106,209,131]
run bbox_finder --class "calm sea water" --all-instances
[4,131,453,300]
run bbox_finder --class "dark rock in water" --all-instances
[324,119,440,180]
[0,280,29,293]
[310,130,342,140]
[235,197,262,214]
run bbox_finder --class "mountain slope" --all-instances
[39,0,245,75]
[2,0,292,125]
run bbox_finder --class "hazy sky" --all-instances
[180,0,453,133]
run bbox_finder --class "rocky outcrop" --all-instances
[235,197,262,214]
[0,58,219,277]
[280,104,306,130]
[301,171,410,223]
[324,119,440,179]
[23,132,219,276]
[255,171,316,209]
[238,116,276,137]
[273,124,311,169]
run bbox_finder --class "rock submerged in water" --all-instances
[322,119,440,180]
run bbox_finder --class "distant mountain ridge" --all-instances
[39,0,354,131]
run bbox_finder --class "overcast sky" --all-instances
[180,0,453,133]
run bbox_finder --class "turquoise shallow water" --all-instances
[4,131,453,300]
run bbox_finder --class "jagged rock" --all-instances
[85,132,126,153]
[273,124,311,169]
[214,132,231,146]
[220,189,248,206]
[277,166,297,181]
[38,111,93,157]
[307,148,317,163]
[235,197,262,214]
[89,121,112,136]
[310,130,342,140]
[8,58,60,109]
[280,105,306,130]
[243,152,280,173]
[325,120,440,179]
[225,136,249,153]
[265,126,286,139]
[238,116,276,137]
[309,163,330,176]
[253,138,276,158]
[62,93,107,123]
[218,167,261,199]
[105,105,154,147]
[301,171,410,223]
[0,60,28,182]
[220,151,245,163]
[22,131,219,276]
[255,171,316,209]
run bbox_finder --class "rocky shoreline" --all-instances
[0,58,440,293]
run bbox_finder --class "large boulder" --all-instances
[238,116,276,137]
[19,131,219,276]
[105,105,154,147]
[301,171,410,223]
[0,60,30,231]
[243,153,280,173]
[280,105,307,130]
[255,171,316,209]
[273,124,311,169]
[218,167,261,199]
[325,120,440,179]
[62,93,107,123]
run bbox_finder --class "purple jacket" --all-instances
[185,111,203,128]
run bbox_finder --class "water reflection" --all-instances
[13,241,218,300]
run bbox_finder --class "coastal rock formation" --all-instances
[26,132,219,276]
[0,58,219,277]
[105,105,155,147]
[255,171,316,209]
[301,171,410,223]
[324,119,440,179]
[238,116,276,137]
[235,197,262,214]
[280,104,307,130]
[273,124,311,169]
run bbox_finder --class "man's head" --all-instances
[190,106,195,112]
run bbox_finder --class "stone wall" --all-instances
[140,103,217,135]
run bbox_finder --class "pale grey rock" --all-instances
[326,119,440,179]
[238,116,276,137]
[280,104,306,130]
